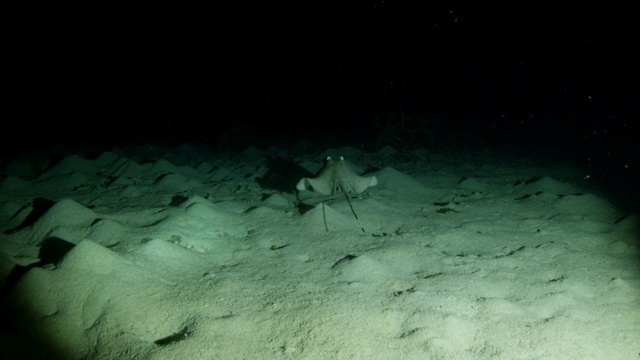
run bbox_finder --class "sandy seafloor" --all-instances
[0,142,638,359]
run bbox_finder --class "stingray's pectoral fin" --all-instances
[296,177,333,196]
[296,178,308,191]
[349,175,378,194]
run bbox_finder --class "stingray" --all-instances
[296,156,377,232]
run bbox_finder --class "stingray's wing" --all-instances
[296,176,335,195]
[342,174,378,195]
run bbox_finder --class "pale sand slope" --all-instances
[0,142,638,359]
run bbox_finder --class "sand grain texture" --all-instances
[0,143,638,359]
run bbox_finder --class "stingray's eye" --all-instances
[326,156,332,161]
[339,156,344,161]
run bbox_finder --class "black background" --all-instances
[6,3,639,209]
